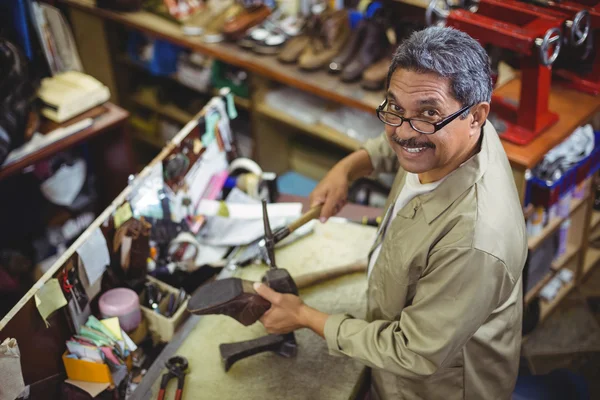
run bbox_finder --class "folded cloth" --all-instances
[0,338,25,400]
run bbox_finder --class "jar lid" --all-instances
[99,287,140,316]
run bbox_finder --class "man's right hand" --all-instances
[309,165,350,222]
[309,149,375,222]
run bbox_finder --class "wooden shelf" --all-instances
[130,91,193,125]
[583,247,600,278]
[254,101,362,152]
[591,210,600,231]
[117,55,251,110]
[539,280,575,322]
[528,195,589,251]
[525,244,579,304]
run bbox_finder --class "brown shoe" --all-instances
[328,18,367,74]
[201,3,245,43]
[361,54,392,91]
[341,17,389,82]
[188,278,271,326]
[222,4,271,41]
[298,10,350,71]
[278,35,310,63]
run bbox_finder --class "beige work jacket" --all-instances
[324,122,527,400]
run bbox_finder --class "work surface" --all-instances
[150,221,377,400]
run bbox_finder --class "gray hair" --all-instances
[387,27,492,117]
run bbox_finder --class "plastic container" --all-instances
[140,276,189,343]
[99,288,142,332]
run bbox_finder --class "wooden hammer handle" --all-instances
[295,258,368,289]
[288,205,323,233]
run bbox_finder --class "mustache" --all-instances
[391,134,435,149]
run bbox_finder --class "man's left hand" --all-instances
[253,282,307,334]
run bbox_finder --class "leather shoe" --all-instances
[341,17,389,82]
[298,9,350,71]
[222,4,271,41]
[188,278,271,326]
[361,53,392,91]
[328,18,367,74]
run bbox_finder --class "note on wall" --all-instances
[34,278,67,327]
[76,228,110,287]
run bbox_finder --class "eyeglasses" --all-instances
[376,99,474,134]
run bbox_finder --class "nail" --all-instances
[253,282,261,291]
[320,217,326,223]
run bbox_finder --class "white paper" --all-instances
[3,118,93,166]
[187,142,229,211]
[195,243,230,266]
[40,159,86,206]
[66,342,103,363]
[65,380,109,398]
[76,228,110,286]
[198,216,291,246]
[197,201,302,220]
[225,188,259,205]
[121,329,137,352]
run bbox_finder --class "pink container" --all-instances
[98,288,141,332]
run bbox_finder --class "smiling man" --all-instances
[253,27,527,399]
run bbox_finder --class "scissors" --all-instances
[157,356,189,400]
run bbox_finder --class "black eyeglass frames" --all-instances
[376,99,474,134]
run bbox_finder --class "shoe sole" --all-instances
[188,278,270,326]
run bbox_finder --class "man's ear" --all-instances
[471,102,490,131]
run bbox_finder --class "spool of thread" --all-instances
[99,288,142,332]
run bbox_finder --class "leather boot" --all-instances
[298,9,350,71]
[201,3,245,43]
[278,35,310,63]
[328,18,367,74]
[341,16,389,82]
[361,53,392,91]
[222,4,272,41]
[188,278,271,326]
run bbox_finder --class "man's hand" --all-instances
[309,149,374,223]
[254,283,329,337]
[309,166,350,223]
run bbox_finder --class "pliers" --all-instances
[157,356,188,400]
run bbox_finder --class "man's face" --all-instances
[384,69,476,183]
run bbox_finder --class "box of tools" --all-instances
[139,276,189,342]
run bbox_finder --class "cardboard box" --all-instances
[140,276,189,342]
[62,352,113,384]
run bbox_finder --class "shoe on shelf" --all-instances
[297,9,350,71]
[222,4,272,41]
[200,3,245,44]
[252,14,305,55]
[187,278,271,326]
[181,0,233,36]
[340,15,390,82]
[278,35,310,63]
[328,17,367,74]
[361,52,393,91]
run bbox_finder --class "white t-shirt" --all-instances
[367,172,445,277]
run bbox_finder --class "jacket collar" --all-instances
[409,121,496,224]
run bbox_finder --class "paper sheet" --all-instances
[114,202,133,229]
[101,318,123,341]
[186,142,229,210]
[197,201,302,220]
[65,380,109,398]
[121,329,137,352]
[195,243,230,266]
[0,338,25,400]
[66,341,103,363]
[198,216,291,246]
[76,228,110,287]
[225,188,259,205]
[34,278,67,327]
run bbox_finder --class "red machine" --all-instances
[426,0,567,145]
[533,0,600,95]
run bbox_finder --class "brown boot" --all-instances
[341,17,390,82]
[188,278,271,326]
[277,35,310,63]
[298,9,350,71]
[361,54,392,91]
[222,4,272,41]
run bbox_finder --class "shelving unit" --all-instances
[539,280,576,321]
[131,128,166,149]
[525,244,579,305]
[130,91,193,125]
[527,195,589,251]
[591,210,600,231]
[254,101,361,152]
[583,245,600,278]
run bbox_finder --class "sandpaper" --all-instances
[151,221,377,400]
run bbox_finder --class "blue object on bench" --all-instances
[512,369,590,400]
[277,171,318,198]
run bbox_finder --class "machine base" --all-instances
[555,70,600,96]
[489,110,560,146]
